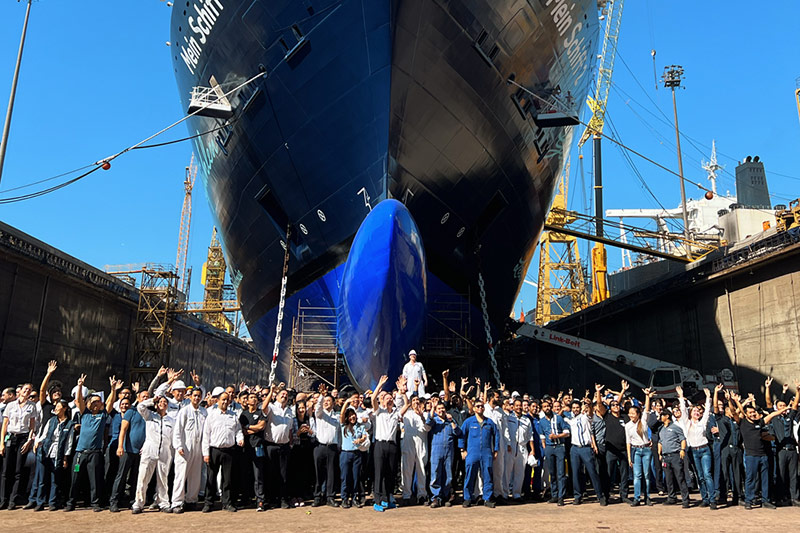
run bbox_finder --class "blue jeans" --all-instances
[631,447,652,502]
[691,445,714,503]
[744,454,769,504]
[544,445,566,501]
[339,450,362,500]
[464,453,494,502]
[28,448,45,505]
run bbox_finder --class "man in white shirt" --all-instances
[484,390,509,503]
[170,387,207,513]
[0,382,37,510]
[509,399,535,502]
[566,400,606,505]
[371,375,406,512]
[402,351,427,396]
[311,387,340,507]
[132,396,175,514]
[262,385,294,509]
[401,395,430,505]
[202,392,243,513]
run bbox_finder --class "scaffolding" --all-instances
[535,164,589,324]
[123,266,179,385]
[288,304,344,390]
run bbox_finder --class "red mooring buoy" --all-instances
[101,161,111,170]
[704,191,713,200]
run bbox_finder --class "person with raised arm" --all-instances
[427,394,461,508]
[625,389,653,507]
[765,379,800,507]
[131,393,175,514]
[65,374,118,512]
[729,391,788,509]
[676,386,715,509]
[339,397,369,509]
[370,374,405,512]
[400,392,430,506]
[170,386,206,513]
[262,383,295,510]
[311,383,340,508]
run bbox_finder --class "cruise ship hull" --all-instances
[170,0,599,390]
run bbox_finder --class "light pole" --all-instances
[0,0,34,187]
[662,65,690,246]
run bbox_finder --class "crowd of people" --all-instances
[0,354,799,515]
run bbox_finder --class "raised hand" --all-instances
[132,381,140,394]
[460,377,468,386]
[568,388,573,396]
[715,383,724,392]
[782,383,790,393]
[675,385,683,398]
[47,360,58,374]
[704,388,711,398]
[643,388,654,398]
[621,380,629,391]
[730,392,741,403]
[449,382,456,393]
[765,376,773,388]
[114,378,124,391]
[377,375,389,387]
[442,369,450,379]
[190,370,201,386]
[157,366,167,377]
[595,383,604,392]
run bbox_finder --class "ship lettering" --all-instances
[182,0,225,73]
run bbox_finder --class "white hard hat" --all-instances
[511,391,520,398]
[71,385,89,399]
[409,349,417,356]
[171,380,187,390]
[211,386,225,397]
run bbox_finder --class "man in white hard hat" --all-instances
[153,368,204,414]
[402,350,428,397]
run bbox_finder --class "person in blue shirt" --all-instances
[458,398,499,508]
[66,374,120,512]
[539,399,570,506]
[110,389,148,512]
[339,398,368,509]
[426,397,462,508]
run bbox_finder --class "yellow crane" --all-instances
[578,0,624,304]
[535,157,589,324]
[175,155,197,300]
[199,227,236,333]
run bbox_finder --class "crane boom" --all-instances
[176,155,197,298]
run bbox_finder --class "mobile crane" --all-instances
[516,323,738,399]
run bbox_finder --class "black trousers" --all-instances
[373,440,398,504]
[720,446,743,502]
[67,450,104,508]
[205,446,235,507]
[662,452,689,502]
[245,446,265,503]
[652,442,665,492]
[265,442,290,504]
[314,443,339,499]
[604,447,629,500]
[103,439,119,504]
[0,433,29,507]
[110,452,140,507]
[776,447,799,502]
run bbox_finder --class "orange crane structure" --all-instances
[176,155,197,301]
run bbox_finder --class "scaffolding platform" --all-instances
[288,304,345,390]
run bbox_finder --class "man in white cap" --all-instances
[153,368,204,414]
[402,350,427,397]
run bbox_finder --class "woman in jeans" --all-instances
[625,390,653,506]
[676,386,714,509]
[339,399,369,508]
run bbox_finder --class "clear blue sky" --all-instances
[1,1,799,323]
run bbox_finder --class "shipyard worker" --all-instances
[483,388,509,503]
[459,397,498,508]
[311,384,340,508]
[0,381,38,510]
[657,408,690,507]
[510,398,536,502]
[32,398,74,510]
[65,375,119,512]
[239,391,267,511]
[565,399,605,506]
[539,399,569,506]
[131,395,175,514]
[110,389,149,513]
[202,392,244,512]
[152,368,204,414]
[262,384,294,509]
[729,392,787,509]
[625,390,653,507]
[170,386,207,513]
[714,387,743,506]
[371,375,405,512]
[402,350,427,396]
[764,379,800,506]
[595,380,630,503]
[400,392,430,506]
[338,398,369,509]
[676,386,715,509]
[426,396,461,508]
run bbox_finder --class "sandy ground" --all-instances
[3,500,798,532]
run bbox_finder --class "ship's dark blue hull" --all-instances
[170,0,599,390]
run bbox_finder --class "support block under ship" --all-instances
[169,0,599,390]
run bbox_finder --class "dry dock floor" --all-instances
[3,502,798,531]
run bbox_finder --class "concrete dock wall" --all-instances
[0,222,267,393]
[515,241,800,397]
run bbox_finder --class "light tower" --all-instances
[662,65,690,245]
[701,140,723,195]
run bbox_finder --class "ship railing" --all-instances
[188,86,234,119]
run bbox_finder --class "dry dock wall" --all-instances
[0,221,268,392]
[515,241,800,397]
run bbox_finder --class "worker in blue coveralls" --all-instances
[426,396,462,508]
[458,398,499,508]
[539,398,570,506]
